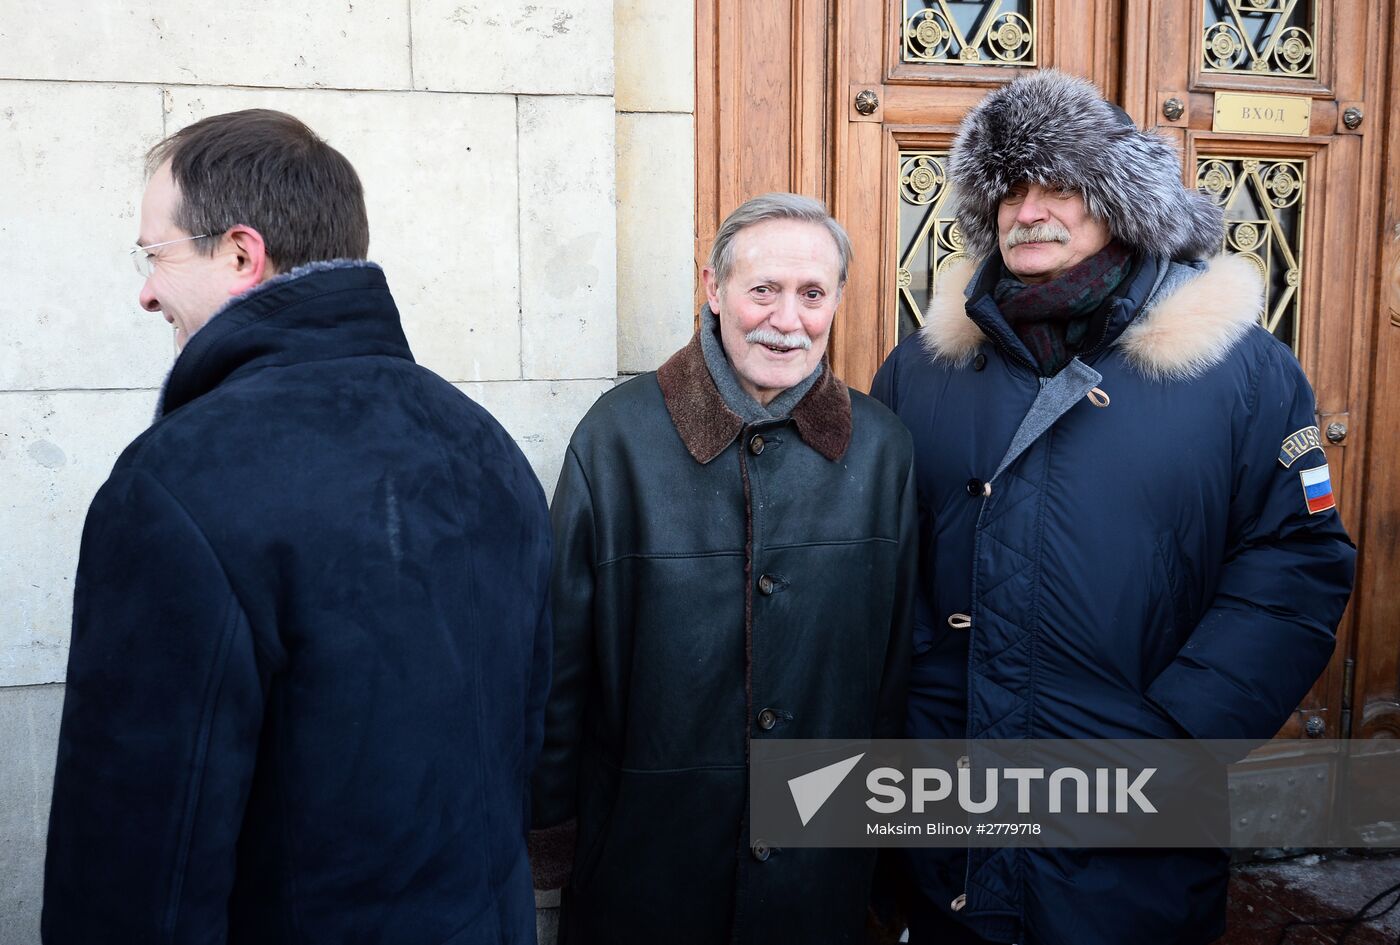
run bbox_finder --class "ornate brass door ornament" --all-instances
[902,0,1036,66]
[1197,155,1308,350]
[1201,0,1316,78]
[895,152,969,340]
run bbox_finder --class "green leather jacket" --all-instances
[532,330,917,944]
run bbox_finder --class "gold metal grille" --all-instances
[1196,156,1306,350]
[896,151,969,340]
[1201,0,1316,78]
[902,0,1036,66]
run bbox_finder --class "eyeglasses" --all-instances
[130,234,211,278]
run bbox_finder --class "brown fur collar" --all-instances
[656,329,852,464]
[918,254,1264,380]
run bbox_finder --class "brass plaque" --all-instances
[1212,92,1312,136]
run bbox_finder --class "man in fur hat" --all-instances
[872,70,1354,945]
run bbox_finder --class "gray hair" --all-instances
[707,193,853,287]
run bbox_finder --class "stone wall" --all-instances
[0,2,695,941]
[615,0,698,374]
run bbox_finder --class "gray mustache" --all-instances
[746,328,812,350]
[1007,222,1071,247]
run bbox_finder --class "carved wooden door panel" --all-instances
[1123,0,1389,744]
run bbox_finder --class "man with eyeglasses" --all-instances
[43,109,553,944]
[128,232,212,346]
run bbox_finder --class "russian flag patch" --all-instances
[1299,464,1336,515]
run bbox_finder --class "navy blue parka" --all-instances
[43,262,552,944]
[871,252,1355,945]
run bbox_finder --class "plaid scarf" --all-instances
[993,241,1133,375]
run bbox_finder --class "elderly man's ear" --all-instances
[224,225,274,292]
[701,265,721,311]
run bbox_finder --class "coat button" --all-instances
[973,353,987,371]
[951,892,968,911]
[749,434,765,455]
[751,840,771,862]
[757,708,777,730]
[758,574,776,595]
[966,478,985,497]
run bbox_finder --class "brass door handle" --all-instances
[855,89,880,116]
[1162,97,1185,121]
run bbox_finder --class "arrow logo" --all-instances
[787,753,865,827]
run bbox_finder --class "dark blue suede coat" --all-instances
[43,263,552,945]
[871,253,1355,945]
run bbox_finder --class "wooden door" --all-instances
[695,0,833,311]
[696,1,1397,761]
[1122,0,1390,742]
[1346,5,1400,747]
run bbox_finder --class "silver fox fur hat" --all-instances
[949,69,1224,262]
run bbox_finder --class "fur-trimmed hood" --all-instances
[920,253,1264,381]
[950,70,1224,261]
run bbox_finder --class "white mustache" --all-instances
[746,328,812,350]
[1007,222,1071,247]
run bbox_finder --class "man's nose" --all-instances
[768,294,803,332]
[1017,192,1050,224]
[139,279,161,312]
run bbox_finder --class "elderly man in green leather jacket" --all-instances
[531,193,917,945]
